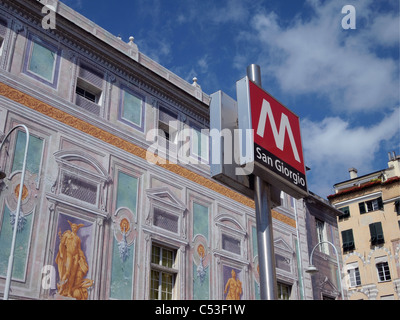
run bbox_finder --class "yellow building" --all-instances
[328,152,400,300]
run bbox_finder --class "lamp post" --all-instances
[305,240,345,300]
[0,124,30,300]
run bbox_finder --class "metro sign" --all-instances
[237,77,308,198]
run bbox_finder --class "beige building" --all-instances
[328,152,400,300]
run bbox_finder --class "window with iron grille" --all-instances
[221,234,241,255]
[153,208,179,233]
[61,173,97,205]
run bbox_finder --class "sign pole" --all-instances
[247,64,278,300]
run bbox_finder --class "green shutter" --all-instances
[377,197,384,210]
[370,222,384,245]
[342,229,354,252]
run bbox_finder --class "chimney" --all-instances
[349,168,358,179]
[388,151,400,177]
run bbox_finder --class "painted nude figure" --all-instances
[55,220,93,300]
[224,269,242,300]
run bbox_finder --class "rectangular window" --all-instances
[376,262,391,282]
[61,173,98,205]
[359,197,383,214]
[158,106,179,154]
[0,19,6,58]
[280,192,295,210]
[347,263,361,287]
[316,219,328,254]
[150,245,177,300]
[276,254,291,273]
[119,87,144,131]
[26,37,58,85]
[369,222,384,245]
[76,86,96,102]
[74,64,103,115]
[153,208,179,234]
[341,229,355,252]
[222,234,241,255]
[75,79,102,115]
[277,282,291,300]
[159,106,178,141]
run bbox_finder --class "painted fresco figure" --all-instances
[224,269,242,300]
[55,220,93,300]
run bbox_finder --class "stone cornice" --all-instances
[0,82,297,228]
[1,0,210,123]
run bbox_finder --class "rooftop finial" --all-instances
[129,36,135,45]
[192,77,201,89]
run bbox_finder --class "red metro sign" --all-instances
[237,78,308,198]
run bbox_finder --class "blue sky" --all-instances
[59,0,400,198]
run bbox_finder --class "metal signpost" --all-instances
[247,65,277,300]
[210,64,308,300]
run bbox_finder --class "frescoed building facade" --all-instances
[304,192,344,300]
[0,0,324,300]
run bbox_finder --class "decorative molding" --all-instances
[271,209,296,228]
[0,82,298,228]
[0,0,210,124]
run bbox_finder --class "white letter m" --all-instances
[256,99,300,163]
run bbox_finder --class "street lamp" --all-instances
[305,240,345,299]
[0,124,30,300]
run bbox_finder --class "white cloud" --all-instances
[197,55,209,73]
[243,0,399,114]
[230,0,400,197]
[302,107,400,196]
